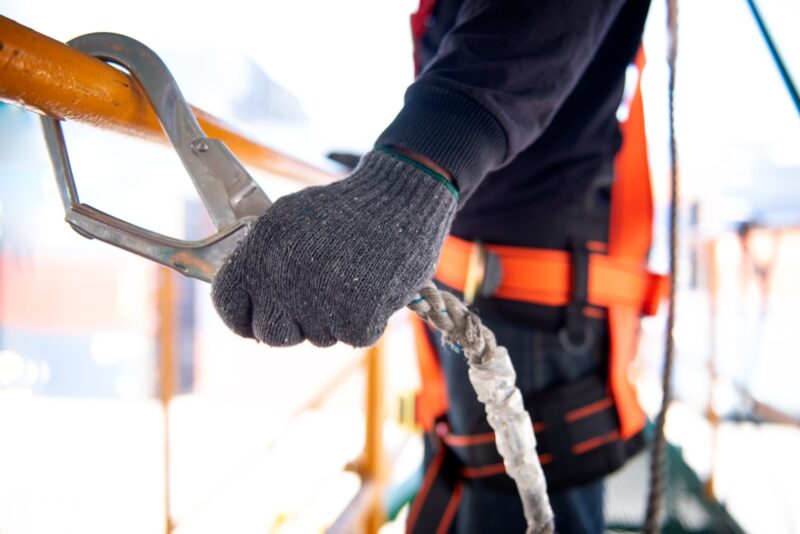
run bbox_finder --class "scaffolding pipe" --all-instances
[157,267,177,534]
[363,341,387,533]
[0,16,336,186]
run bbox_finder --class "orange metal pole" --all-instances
[329,336,392,533]
[329,340,388,534]
[0,16,337,186]
[157,266,177,534]
[363,340,387,533]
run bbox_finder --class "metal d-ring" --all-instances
[40,32,272,282]
[558,324,596,356]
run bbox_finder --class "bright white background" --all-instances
[2,1,800,533]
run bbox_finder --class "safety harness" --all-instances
[408,49,668,532]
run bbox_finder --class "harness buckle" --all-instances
[40,33,272,282]
[558,239,597,355]
[462,241,502,305]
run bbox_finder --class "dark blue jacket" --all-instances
[378,0,651,249]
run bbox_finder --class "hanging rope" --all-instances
[644,0,679,531]
[744,0,800,116]
[409,282,555,534]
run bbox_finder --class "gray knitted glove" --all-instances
[211,148,458,347]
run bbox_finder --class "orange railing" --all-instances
[0,16,335,186]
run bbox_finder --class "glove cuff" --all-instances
[375,84,507,199]
[374,145,459,200]
[341,148,459,225]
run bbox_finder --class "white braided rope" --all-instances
[408,281,555,534]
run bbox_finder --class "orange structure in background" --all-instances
[0,15,396,533]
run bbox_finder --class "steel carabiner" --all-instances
[40,32,272,282]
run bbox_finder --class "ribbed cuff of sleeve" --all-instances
[375,83,507,200]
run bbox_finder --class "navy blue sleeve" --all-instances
[376,0,628,198]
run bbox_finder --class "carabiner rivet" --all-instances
[191,139,209,153]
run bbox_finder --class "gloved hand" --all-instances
[211,147,458,347]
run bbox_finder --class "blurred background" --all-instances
[0,0,799,533]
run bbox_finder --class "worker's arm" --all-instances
[212,0,628,347]
[378,0,628,198]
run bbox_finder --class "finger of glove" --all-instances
[302,323,337,348]
[211,275,256,339]
[252,298,304,347]
[334,311,390,348]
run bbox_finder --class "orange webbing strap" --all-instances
[609,49,653,439]
[412,315,449,431]
[435,236,666,315]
